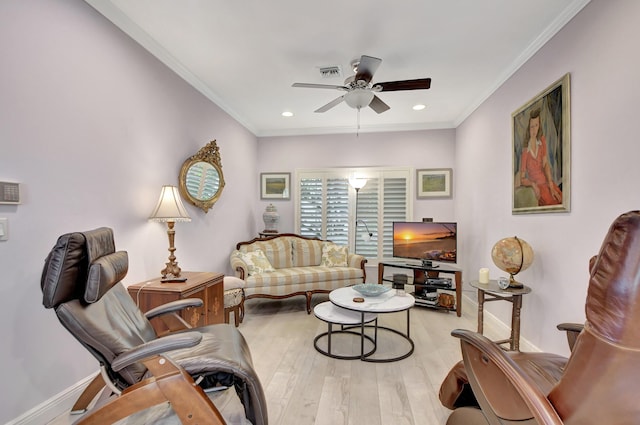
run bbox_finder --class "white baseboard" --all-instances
[6,373,96,425]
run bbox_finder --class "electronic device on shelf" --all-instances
[426,277,453,288]
[392,221,457,267]
[413,291,437,297]
[412,290,438,306]
[414,297,439,307]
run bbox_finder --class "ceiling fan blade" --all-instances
[369,95,390,114]
[292,82,348,91]
[315,95,346,113]
[374,78,431,92]
[354,55,382,84]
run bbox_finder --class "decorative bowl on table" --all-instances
[352,283,392,297]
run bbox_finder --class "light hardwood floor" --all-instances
[50,292,490,425]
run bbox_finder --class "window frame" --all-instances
[294,167,413,261]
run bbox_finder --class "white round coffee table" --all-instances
[313,302,378,359]
[327,286,415,362]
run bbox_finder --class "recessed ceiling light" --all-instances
[281,111,293,117]
[413,104,426,111]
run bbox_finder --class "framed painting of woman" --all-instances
[512,73,571,214]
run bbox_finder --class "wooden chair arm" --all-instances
[556,322,584,352]
[230,250,248,279]
[452,329,563,425]
[235,266,246,280]
[347,254,367,281]
[76,355,225,425]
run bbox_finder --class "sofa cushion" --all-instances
[239,238,292,269]
[291,237,323,267]
[239,249,275,276]
[245,266,364,289]
[321,243,348,267]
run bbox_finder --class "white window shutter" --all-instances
[297,168,410,259]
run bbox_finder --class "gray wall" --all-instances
[455,0,640,354]
[0,1,258,422]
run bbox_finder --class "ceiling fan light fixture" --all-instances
[345,90,374,109]
[292,54,432,115]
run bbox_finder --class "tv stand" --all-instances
[378,261,462,317]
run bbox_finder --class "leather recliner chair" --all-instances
[439,210,640,424]
[41,227,268,424]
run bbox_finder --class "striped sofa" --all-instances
[230,233,366,313]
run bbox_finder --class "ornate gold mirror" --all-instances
[179,140,225,213]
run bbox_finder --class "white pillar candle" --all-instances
[479,268,490,284]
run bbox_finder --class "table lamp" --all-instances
[149,185,191,281]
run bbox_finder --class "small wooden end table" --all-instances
[470,279,532,351]
[127,271,224,335]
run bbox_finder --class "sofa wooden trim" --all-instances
[234,233,367,313]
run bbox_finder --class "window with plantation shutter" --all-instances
[299,178,323,238]
[325,178,349,246]
[383,177,408,258]
[356,178,378,258]
[296,168,410,260]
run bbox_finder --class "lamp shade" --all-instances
[149,185,191,222]
[349,176,367,190]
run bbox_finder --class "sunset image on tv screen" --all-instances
[393,222,457,262]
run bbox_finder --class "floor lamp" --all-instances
[357,219,373,242]
[149,185,191,281]
[349,176,367,255]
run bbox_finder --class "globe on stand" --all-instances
[491,236,534,289]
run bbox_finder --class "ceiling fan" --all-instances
[292,54,431,114]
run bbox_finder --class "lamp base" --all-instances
[160,221,183,279]
[161,276,188,283]
[161,260,182,280]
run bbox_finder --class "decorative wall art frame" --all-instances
[260,172,291,200]
[512,73,571,214]
[416,168,452,199]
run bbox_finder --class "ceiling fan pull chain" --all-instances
[357,106,361,137]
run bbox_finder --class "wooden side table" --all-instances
[127,271,224,335]
[470,280,532,351]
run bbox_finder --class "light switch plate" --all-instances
[0,218,7,241]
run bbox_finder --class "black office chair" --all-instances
[41,227,268,424]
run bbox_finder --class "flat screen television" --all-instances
[392,221,457,267]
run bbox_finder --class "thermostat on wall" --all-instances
[0,182,20,204]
